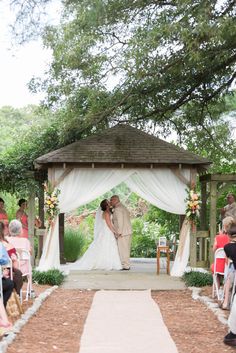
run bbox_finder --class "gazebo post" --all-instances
[59,213,66,264]
[48,167,66,265]
[209,180,217,264]
[200,180,207,230]
[38,181,45,229]
[28,190,36,265]
[189,168,197,267]
[36,181,46,264]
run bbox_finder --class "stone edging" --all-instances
[189,286,228,326]
[0,285,58,353]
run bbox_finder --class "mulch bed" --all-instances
[5,287,236,353]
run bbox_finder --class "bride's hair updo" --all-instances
[100,199,108,211]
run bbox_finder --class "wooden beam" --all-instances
[54,168,73,188]
[209,180,217,264]
[48,168,56,188]
[59,213,66,264]
[196,230,209,238]
[200,181,207,230]
[211,174,236,182]
[38,182,45,229]
[190,225,197,267]
[190,168,197,188]
[172,169,190,186]
[36,162,210,170]
[28,190,36,266]
[200,174,236,182]
[35,228,46,265]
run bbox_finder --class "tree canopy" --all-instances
[0,0,236,194]
[28,0,236,137]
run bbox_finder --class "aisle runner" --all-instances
[79,290,178,353]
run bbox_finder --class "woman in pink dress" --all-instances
[7,219,32,276]
[0,198,9,236]
[16,199,28,238]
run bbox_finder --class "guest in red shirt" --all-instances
[211,216,234,289]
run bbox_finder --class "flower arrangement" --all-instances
[44,182,60,226]
[185,188,201,223]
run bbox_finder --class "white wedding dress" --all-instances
[73,209,122,270]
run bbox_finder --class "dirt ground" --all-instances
[4,286,236,353]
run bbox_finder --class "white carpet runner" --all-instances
[79,290,178,353]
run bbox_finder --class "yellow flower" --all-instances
[47,200,51,205]
[50,204,54,208]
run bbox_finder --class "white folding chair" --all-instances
[0,266,3,300]
[15,248,32,302]
[230,271,236,309]
[212,248,227,300]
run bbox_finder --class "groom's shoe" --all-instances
[224,332,236,346]
[122,267,130,271]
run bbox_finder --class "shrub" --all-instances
[32,269,65,286]
[64,227,86,262]
[182,270,213,287]
[131,234,157,258]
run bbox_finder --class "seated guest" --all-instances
[211,216,234,290]
[222,223,236,310]
[221,193,236,223]
[0,222,23,296]
[7,220,32,276]
[224,224,236,346]
[0,198,9,236]
[0,241,14,307]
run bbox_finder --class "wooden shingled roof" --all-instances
[34,125,211,170]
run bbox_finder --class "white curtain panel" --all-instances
[38,168,190,271]
[126,169,190,214]
[170,219,191,276]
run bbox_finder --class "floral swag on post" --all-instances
[44,182,60,229]
[185,188,201,225]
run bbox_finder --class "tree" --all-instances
[30,0,236,137]
[2,0,56,43]
[0,105,52,152]
[1,0,236,193]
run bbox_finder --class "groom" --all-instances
[110,195,132,270]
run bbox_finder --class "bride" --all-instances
[73,199,122,270]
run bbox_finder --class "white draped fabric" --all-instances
[37,168,190,273]
[126,169,189,214]
[170,219,191,277]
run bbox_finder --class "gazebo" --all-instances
[34,124,211,270]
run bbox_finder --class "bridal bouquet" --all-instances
[185,188,201,223]
[44,182,60,226]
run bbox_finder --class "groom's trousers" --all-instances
[117,234,132,269]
